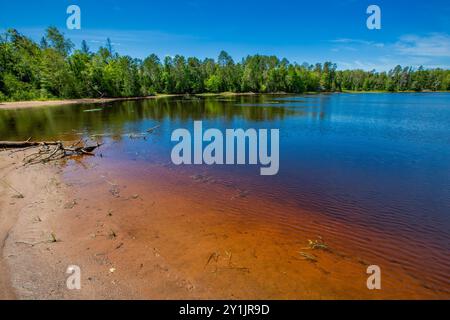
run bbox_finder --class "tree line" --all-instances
[1,27,449,101]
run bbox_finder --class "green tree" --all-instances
[44,27,74,56]
[1,27,449,101]
[205,74,221,92]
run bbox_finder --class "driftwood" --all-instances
[1,138,102,165]
[0,138,60,148]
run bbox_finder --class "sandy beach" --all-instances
[0,150,64,298]
[0,96,179,110]
[0,150,135,299]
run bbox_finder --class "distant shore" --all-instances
[0,95,178,110]
[1,91,448,110]
[0,93,261,110]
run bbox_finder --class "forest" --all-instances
[1,27,449,101]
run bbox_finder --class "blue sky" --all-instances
[1,0,449,70]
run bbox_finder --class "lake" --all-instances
[1,93,449,297]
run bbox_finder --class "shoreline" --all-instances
[0,95,177,110]
[2,91,449,110]
[0,93,257,110]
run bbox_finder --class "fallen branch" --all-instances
[0,139,102,165]
[0,139,60,148]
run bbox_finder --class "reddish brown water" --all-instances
[58,153,448,299]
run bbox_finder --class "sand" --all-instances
[0,96,177,110]
[0,150,63,298]
[0,150,136,299]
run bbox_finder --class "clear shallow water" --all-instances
[1,93,449,294]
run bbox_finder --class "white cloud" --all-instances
[331,38,372,45]
[330,38,384,48]
[394,33,450,57]
[330,34,450,70]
